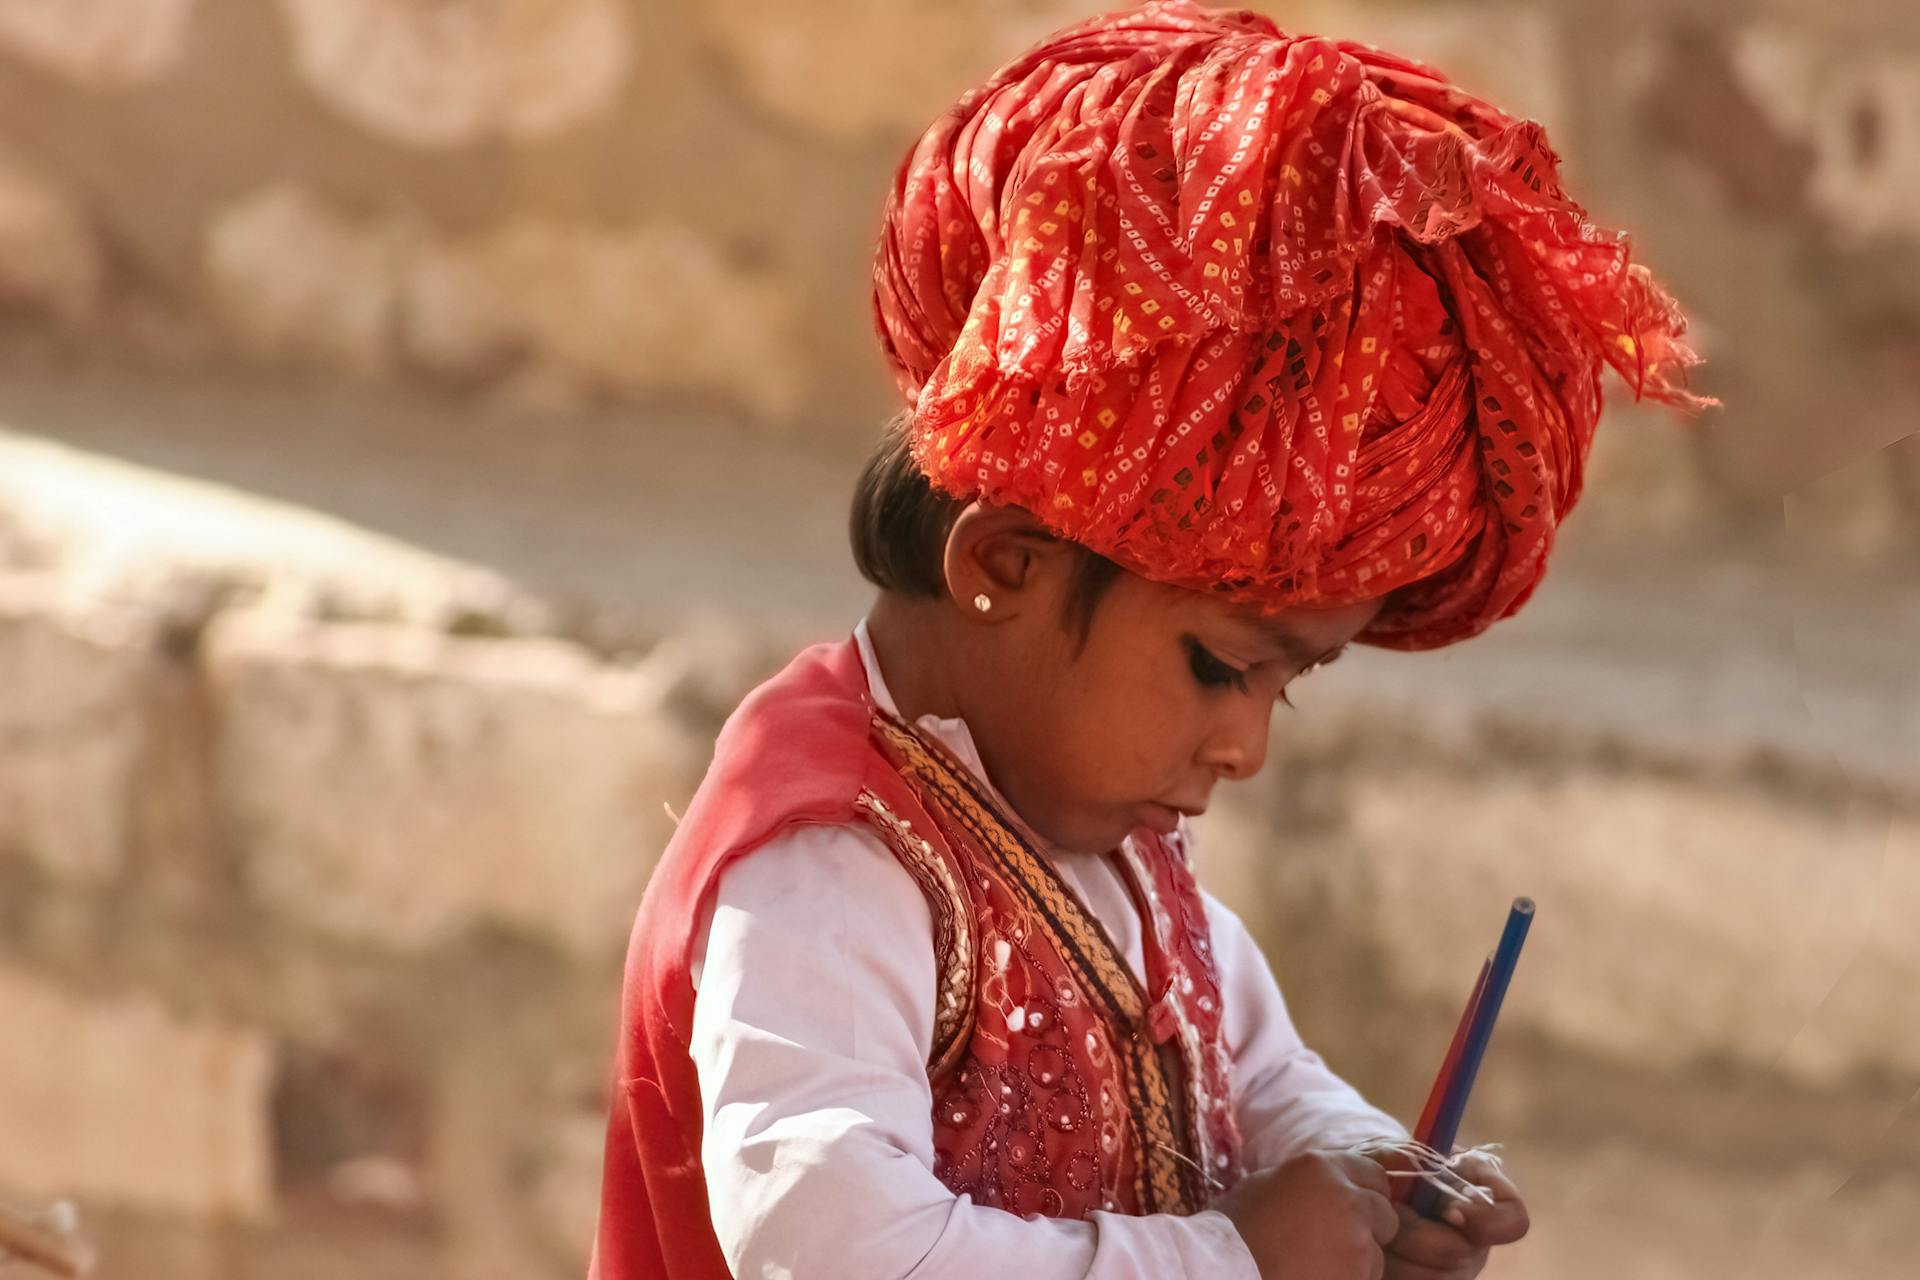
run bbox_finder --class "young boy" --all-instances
[591,3,1711,1277]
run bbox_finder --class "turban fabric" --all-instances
[871,0,1716,650]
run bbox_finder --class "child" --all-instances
[591,2,1711,1277]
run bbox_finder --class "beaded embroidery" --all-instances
[857,708,1242,1217]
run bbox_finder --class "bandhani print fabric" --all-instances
[860,707,1242,1217]
[872,0,1717,649]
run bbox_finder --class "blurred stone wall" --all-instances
[0,0,1914,540]
[0,3,1916,1279]
[1,425,1914,1279]
[0,574,713,1278]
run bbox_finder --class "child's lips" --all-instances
[1138,801,1199,834]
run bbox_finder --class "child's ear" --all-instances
[942,502,1073,619]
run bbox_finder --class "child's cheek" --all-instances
[1048,650,1183,804]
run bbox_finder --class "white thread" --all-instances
[1155,1136,1505,1207]
[1154,1140,1228,1195]
[1349,1135,1506,1207]
[0,1194,96,1276]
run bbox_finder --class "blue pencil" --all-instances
[1408,896,1534,1220]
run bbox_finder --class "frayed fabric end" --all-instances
[1350,1135,1507,1207]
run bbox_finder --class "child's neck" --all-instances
[864,592,968,726]
[864,591,1072,858]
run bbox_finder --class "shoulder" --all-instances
[1162,816,1261,957]
[1197,886,1258,956]
[694,820,942,1059]
[646,635,882,928]
[694,820,938,990]
[712,820,933,932]
[712,637,873,778]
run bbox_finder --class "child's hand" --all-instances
[1371,1150,1530,1280]
[1217,1149,1399,1279]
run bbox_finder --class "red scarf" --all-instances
[873,0,1715,650]
[590,637,1236,1278]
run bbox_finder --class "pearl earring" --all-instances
[973,593,993,613]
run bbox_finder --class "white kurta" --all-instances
[688,618,1409,1278]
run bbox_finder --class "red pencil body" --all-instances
[1397,957,1491,1202]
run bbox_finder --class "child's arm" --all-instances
[689,825,1259,1279]
[1198,897,1533,1278]
[1200,893,1413,1170]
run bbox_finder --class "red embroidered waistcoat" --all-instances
[590,637,1242,1280]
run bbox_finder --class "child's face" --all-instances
[966,560,1385,857]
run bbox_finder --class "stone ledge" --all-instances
[204,609,700,957]
[1213,758,1918,1090]
[0,960,273,1219]
[0,577,164,886]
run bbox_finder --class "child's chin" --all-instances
[1048,813,1144,856]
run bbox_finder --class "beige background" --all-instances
[0,2,1914,1278]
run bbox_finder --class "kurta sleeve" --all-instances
[689,822,1259,1279]
[1201,891,1413,1171]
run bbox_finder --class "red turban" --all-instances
[871,0,1715,649]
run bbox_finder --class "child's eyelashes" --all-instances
[1184,637,1250,694]
[1183,635,1304,707]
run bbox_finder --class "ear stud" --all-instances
[973,593,993,613]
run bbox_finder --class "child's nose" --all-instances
[1198,704,1272,781]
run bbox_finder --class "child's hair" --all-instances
[851,414,1441,651]
[850,414,1123,650]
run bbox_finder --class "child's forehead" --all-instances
[1225,604,1375,659]
[1126,574,1380,655]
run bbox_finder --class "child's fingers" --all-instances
[1388,1204,1481,1271]
[1321,1150,1401,1245]
[1452,1153,1520,1201]
[1453,1191,1530,1248]
[1361,1143,1419,1175]
[1383,1250,1485,1280]
[1441,1153,1527,1245]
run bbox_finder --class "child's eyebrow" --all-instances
[1249,620,1318,665]
[1241,622,1350,670]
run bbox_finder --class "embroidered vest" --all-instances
[861,708,1242,1217]
[590,638,1241,1280]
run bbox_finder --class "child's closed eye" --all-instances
[1184,637,1250,695]
[1183,635,1314,707]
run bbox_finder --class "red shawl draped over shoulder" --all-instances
[590,638,1238,1278]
